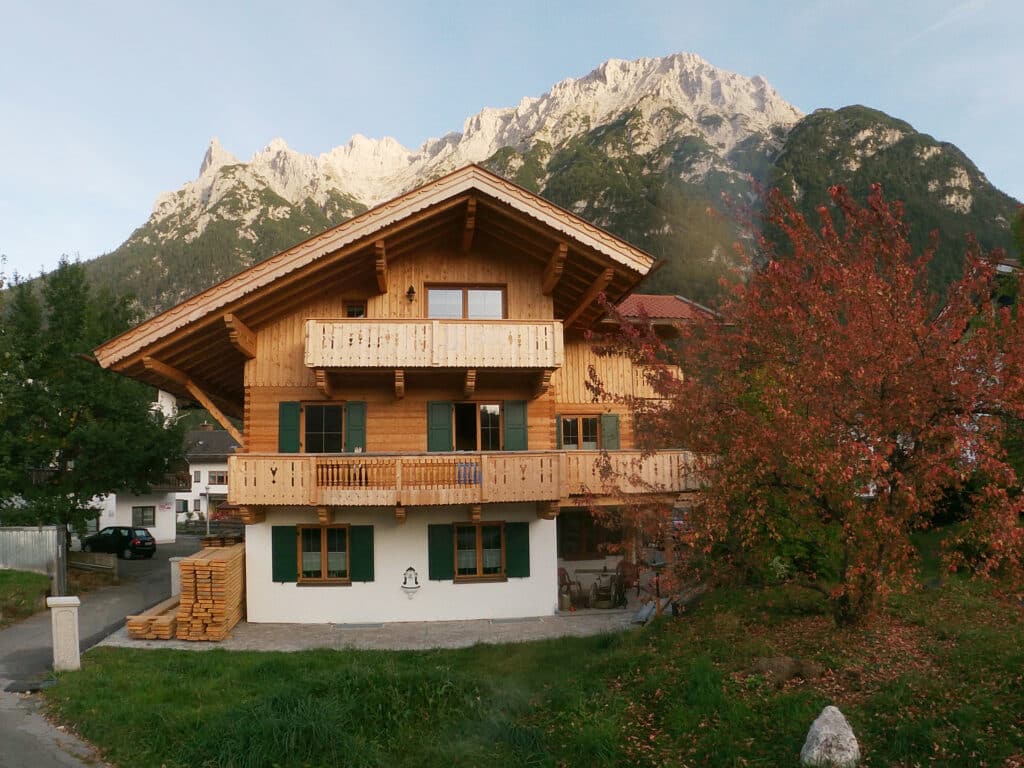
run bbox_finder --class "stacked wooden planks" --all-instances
[176,543,245,641]
[201,534,244,548]
[126,596,180,640]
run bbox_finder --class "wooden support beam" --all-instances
[394,369,405,399]
[536,501,559,520]
[469,504,481,523]
[238,507,265,525]
[533,369,554,399]
[563,268,614,329]
[395,505,406,524]
[464,369,477,399]
[542,242,568,295]
[314,368,333,399]
[375,240,388,294]
[142,357,245,448]
[317,506,333,525]
[461,198,477,253]
[223,313,256,359]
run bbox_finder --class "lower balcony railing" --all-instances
[227,450,697,508]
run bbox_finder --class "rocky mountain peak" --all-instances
[198,137,238,178]
[102,51,1017,321]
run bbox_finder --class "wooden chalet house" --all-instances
[94,165,696,624]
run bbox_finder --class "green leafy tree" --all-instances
[0,259,183,530]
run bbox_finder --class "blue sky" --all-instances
[1,0,1020,279]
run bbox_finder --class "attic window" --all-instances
[345,302,366,318]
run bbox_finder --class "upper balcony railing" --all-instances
[227,450,698,509]
[304,319,564,370]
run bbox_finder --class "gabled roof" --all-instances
[184,428,240,462]
[94,164,657,411]
[616,294,717,323]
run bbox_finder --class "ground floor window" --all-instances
[454,522,504,579]
[132,506,156,527]
[271,524,374,584]
[298,524,349,583]
[428,521,530,581]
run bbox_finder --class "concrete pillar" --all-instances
[169,557,183,597]
[46,596,82,671]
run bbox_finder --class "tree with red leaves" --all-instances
[605,185,1024,626]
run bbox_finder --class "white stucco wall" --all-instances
[176,460,229,519]
[245,503,558,624]
[96,492,177,543]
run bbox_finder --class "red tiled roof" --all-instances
[616,294,716,322]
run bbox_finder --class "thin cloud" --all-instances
[896,0,989,50]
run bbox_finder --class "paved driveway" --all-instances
[0,535,202,768]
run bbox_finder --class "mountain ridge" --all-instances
[81,52,1019,314]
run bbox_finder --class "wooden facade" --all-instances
[95,165,696,517]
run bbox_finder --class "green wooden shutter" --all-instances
[555,415,563,449]
[271,526,298,582]
[600,413,620,450]
[427,524,454,580]
[505,522,530,578]
[349,525,374,582]
[278,402,301,453]
[345,401,367,453]
[503,400,528,451]
[427,401,453,452]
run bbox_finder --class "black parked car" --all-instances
[81,526,156,559]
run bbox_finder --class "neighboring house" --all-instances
[93,164,697,624]
[176,423,240,521]
[85,390,186,544]
[615,293,718,330]
[92,475,187,544]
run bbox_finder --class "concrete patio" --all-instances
[99,607,638,653]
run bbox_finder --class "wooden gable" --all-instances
[93,164,656,413]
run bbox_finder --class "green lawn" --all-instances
[44,554,1023,767]
[0,569,51,628]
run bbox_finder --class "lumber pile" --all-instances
[176,543,245,641]
[201,534,244,548]
[126,595,180,640]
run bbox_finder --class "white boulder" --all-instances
[799,705,860,767]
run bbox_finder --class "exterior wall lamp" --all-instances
[406,285,416,302]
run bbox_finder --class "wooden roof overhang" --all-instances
[94,164,656,421]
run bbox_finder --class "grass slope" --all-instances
[45,540,1023,767]
[0,569,50,627]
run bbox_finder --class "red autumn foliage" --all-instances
[595,185,1024,626]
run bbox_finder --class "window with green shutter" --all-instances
[600,413,620,450]
[286,523,375,584]
[271,526,298,582]
[278,402,301,453]
[349,525,374,582]
[345,401,367,452]
[503,400,528,451]
[429,521,529,582]
[428,524,454,580]
[505,522,530,578]
[427,401,453,452]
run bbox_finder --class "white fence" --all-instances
[0,526,67,595]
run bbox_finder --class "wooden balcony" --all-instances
[227,450,696,509]
[304,319,564,370]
